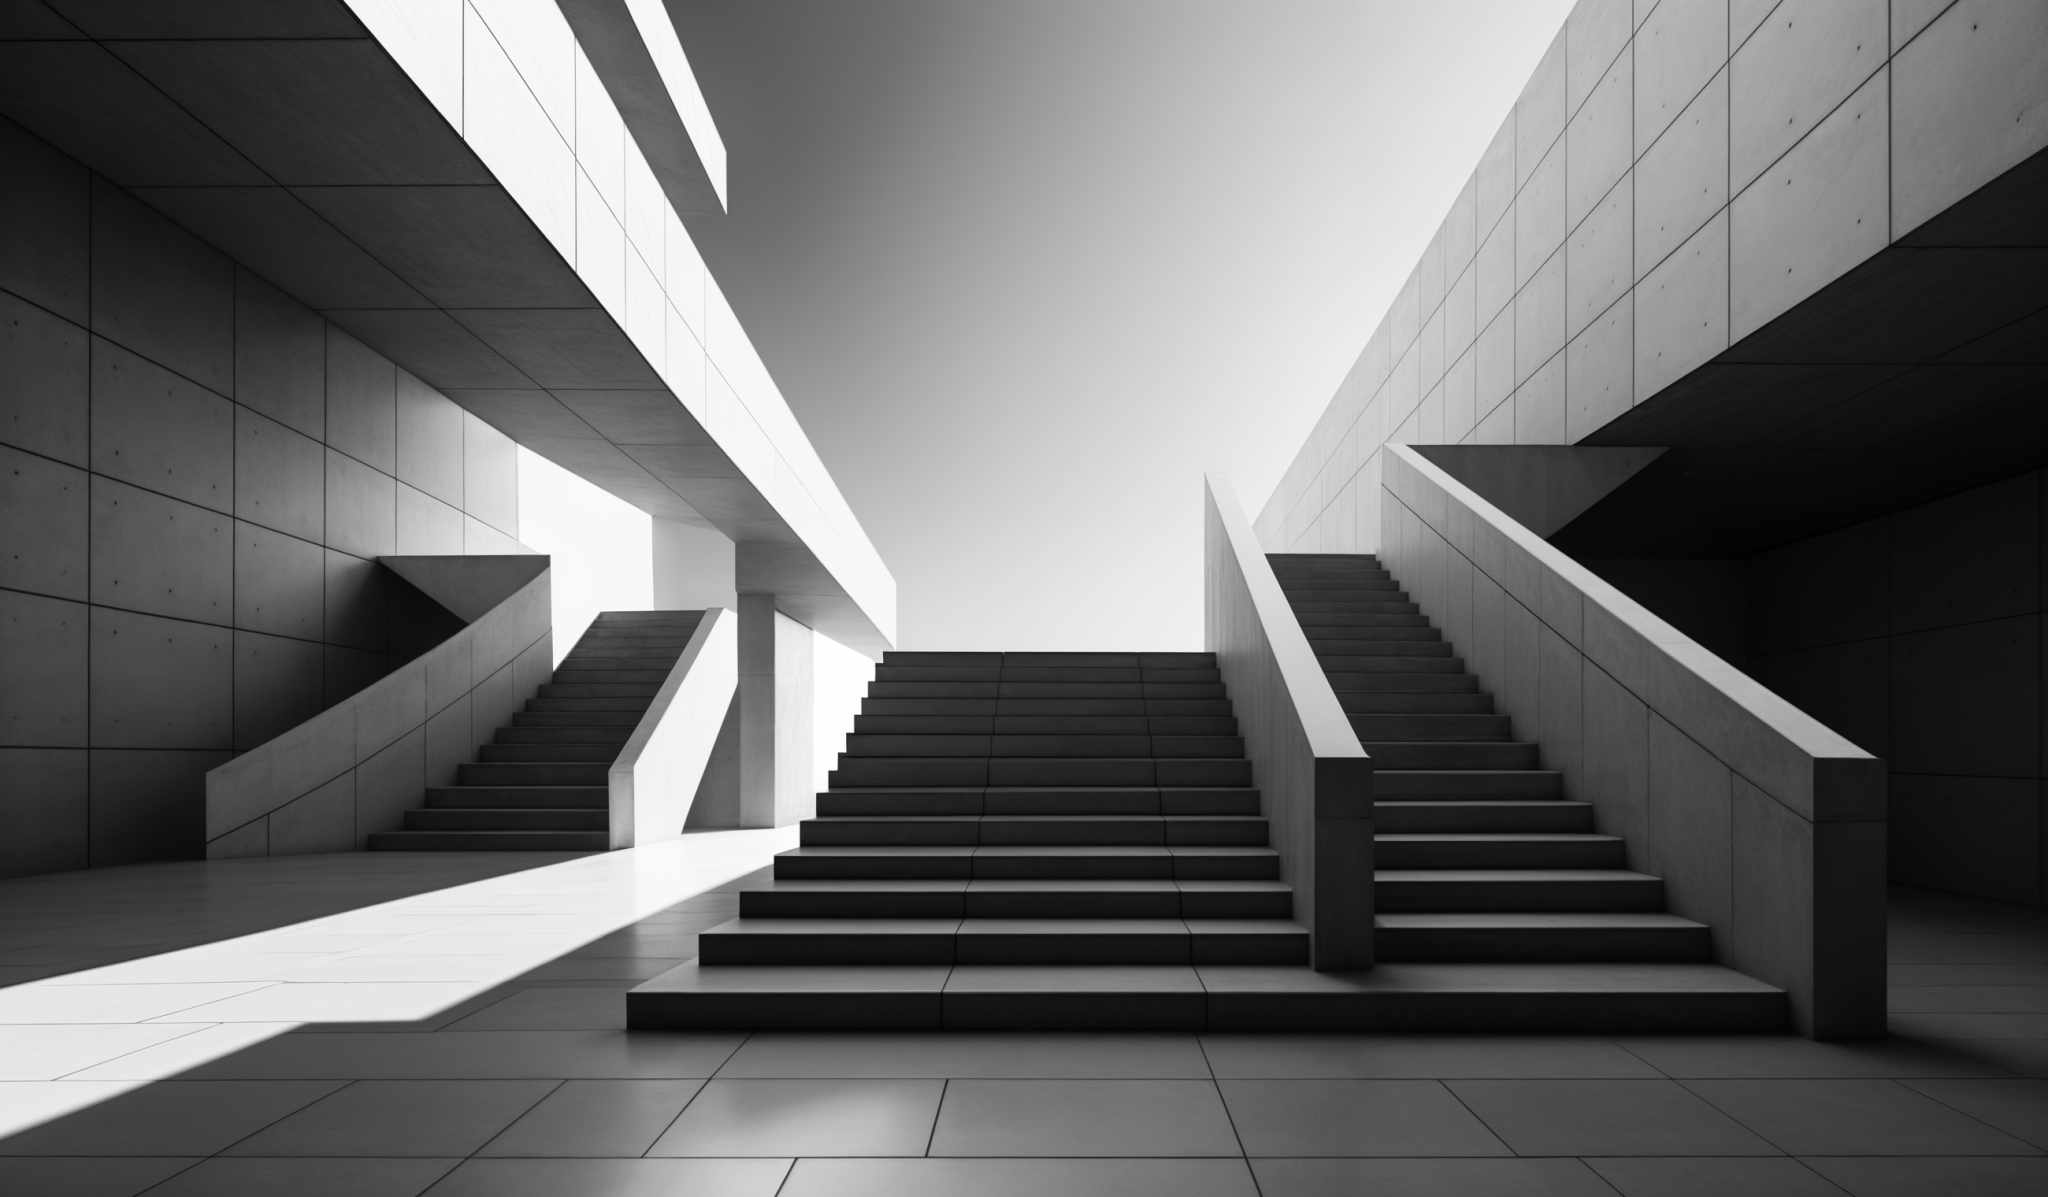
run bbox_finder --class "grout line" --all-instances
[923,1077,948,1157]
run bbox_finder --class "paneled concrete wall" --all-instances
[1379,445,1886,1036]
[1259,0,2048,553]
[1753,470,2048,907]
[0,118,525,878]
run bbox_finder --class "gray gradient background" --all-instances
[671,0,1575,649]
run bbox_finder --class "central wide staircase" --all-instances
[631,613,1785,1029]
[369,611,700,852]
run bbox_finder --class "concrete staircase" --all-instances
[1271,552,1781,1008]
[628,634,1786,1030]
[368,611,699,852]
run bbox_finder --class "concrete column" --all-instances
[738,594,814,827]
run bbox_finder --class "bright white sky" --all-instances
[670,0,1577,650]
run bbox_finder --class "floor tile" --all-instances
[420,1158,792,1197]
[226,1079,555,1156]
[1687,1077,2038,1155]
[1804,1155,2048,1197]
[155,982,482,1024]
[779,1157,1260,1197]
[444,987,622,1030]
[0,982,272,1023]
[1619,1035,2016,1078]
[187,1029,741,1079]
[1201,1034,1657,1078]
[1251,1157,1613,1197]
[1446,1079,1779,1156]
[929,1079,1240,1157]
[1904,1077,2048,1148]
[0,1080,340,1155]
[1218,1079,1509,1156]
[648,1078,942,1156]
[479,1079,702,1156]
[1585,1157,1843,1196]
[146,1156,457,1196]
[0,1157,196,1196]
[718,1032,1210,1078]
[0,1023,202,1079]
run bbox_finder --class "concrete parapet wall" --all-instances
[1379,445,1886,1036]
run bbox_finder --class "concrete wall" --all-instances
[1379,445,1887,1036]
[1259,0,2048,553]
[1753,470,2048,907]
[0,118,525,878]
[1204,478,1374,970]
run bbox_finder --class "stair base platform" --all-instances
[627,961,1787,1032]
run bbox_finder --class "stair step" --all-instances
[1373,800,1595,833]
[1337,691,1493,713]
[1357,742,1541,770]
[552,668,670,685]
[1349,714,1512,741]
[828,758,1254,789]
[1375,833,1627,869]
[695,917,1309,966]
[478,743,620,763]
[459,761,609,786]
[1375,869,1665,912]
[366,829,607,851]
[629,961,1785,1031]
[772,845,1280,882]
[1309,641,1453,657]
[404,807,608,832]
[427,785,608,809]
[1372,770,1563,798]
[1322,659,1468,678]
[517,706,647,722]
[540,682,662,699]
[495,725,634,745]
[1375,913,1714,962]
[799,815,1270,848]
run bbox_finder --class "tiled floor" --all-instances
[0,847,2041,1196]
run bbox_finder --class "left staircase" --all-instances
[369,611,700,851]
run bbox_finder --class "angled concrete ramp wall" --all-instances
[1378,445,1885,1037]
[205,556,552,859]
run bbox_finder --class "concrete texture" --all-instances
[1205,478,1374,969]
[0,118,525,877]
[738,595,814,829]
[1257,0,2048,557]
[1378,445,1885,1037]
[205,559,551,861]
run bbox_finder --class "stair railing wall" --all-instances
[1205,475,1375,970]
[1378,444,1886,1037]
[204,556,554,859]
[609,606,737,848]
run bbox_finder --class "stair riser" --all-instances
[1359,743,1540,769]
[1323,659,1467,676]
[872,668,1224,685]
[866,683,1227,700]
[540,683,662,699]
[480,744,620,763]
[1338,693,1492,713]
[1375,880,1665,913]
[1376,927,1713,963]
[1313,641,1453,658]
[459,762,610,786]
[770,854,1279,882]
[1373,803,1595,833]
[1374,840,1626,869]
[496,726,635,745]
[515,710,645,725]
[800,819,1268,848]
[366,831,606,851]
[1372,771,1564,799]
[838,735,1243,759]
[1349,715,1512,741]
[427,786,607,809]
[698,933,1307,968]
[630,989,1785,1033]
[828,760,1254,788]
[809,790,1261,817]
[850,716,1239,735]
[1296,622,1438,639]
[405,809,608,831]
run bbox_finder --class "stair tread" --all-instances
[1195,962,1784,995]
[1377,912,1710,929]
[1375,833,1624,842]
[1376,868,1659,881]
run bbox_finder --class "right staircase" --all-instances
[1271,552,1782,1011]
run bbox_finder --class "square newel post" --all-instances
[1313,755,1375,971]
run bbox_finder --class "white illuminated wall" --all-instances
[516,448,653,665]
